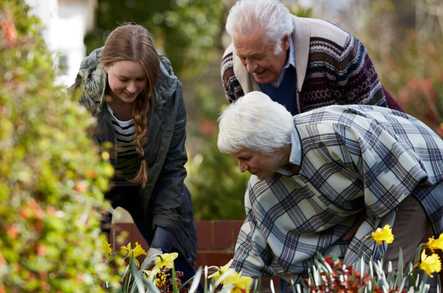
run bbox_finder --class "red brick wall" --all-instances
[111,220,242,267]
[196,220,242,266]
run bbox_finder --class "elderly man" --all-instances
[221,0,401,114]
[217,91,443,281]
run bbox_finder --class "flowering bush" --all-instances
[0,0,119,291]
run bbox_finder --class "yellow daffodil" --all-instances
[119,242,146,258]
[222,271,253,293]
[427,233,443,252]
[419,250,442,277]
[103,241,113,256]
[371,225,394,245]
[154,252,178,270]
[132,242,147,258]
[210,261,232,281]
[119,242,132,257]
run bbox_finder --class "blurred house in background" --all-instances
[24,0,96,85]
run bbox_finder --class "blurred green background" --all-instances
[4,1,441,291]
[56,0,443,219]
[83,0,443,220]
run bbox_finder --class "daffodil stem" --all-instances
[172,266,179,293]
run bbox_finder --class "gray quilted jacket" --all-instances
[73,48,196,261]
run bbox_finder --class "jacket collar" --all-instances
[292,16,310,92]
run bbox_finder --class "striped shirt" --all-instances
[107,105,140,185]
[232,105,443,279]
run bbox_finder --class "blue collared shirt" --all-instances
[277,125,302,176]
[273,36,296,88]
[258,36,299,115]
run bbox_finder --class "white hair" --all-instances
[217,91,293,154]
[225,0,294,54]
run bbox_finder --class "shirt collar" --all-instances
[272,35,296,87]
[277,124,302,176]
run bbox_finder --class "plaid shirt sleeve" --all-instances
[320,109,429,218]
[232,179,273,277]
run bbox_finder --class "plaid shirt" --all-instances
[232,105,443,278]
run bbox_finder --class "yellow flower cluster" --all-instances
[154,252,178,270]
[144,252,179,281]
[426,234,443,252]
[102,241,147,259]
[210,262,253,292]
[225,273,253,293]
[420,233,443,277]
[419,250,442,277]
[371,225,394,245]
[372,225,443,278]
[103,241,113,256]
[119,242,147,258]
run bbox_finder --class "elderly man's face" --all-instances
[233,148,286,180]
[233,30,289,84]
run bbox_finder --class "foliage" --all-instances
[285,1,314,17]
[85,0,224,77]
[186,136,249,220]
[0,0,121,291]
[358,0,443,133]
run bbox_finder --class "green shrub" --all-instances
[186,137,249,220]
[0,0,120,291]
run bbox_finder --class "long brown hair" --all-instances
[100,24,160,187]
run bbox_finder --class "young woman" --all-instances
[73,24,197,280]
